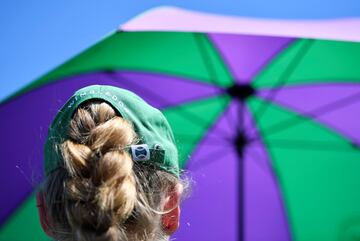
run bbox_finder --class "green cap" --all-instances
[44,85,179,177]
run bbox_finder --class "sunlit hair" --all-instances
[42,101,187,241]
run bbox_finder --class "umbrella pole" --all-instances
[236,138,245,241]
[227,83,256,241]
[235,110,246,241]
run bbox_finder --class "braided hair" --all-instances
[42,101,185,241]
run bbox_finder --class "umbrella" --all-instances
[1,7,360,241]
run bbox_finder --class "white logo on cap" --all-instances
[131,144,150,161]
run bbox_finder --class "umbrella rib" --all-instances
[244,145,273,173]
[193,33,221,87]
[247,39,296,84]
[158,93,224,110]
[200,34,254,134]
[257,90,360,142]
[260,139,357,151]
[220,100,242,136]
[238,102,245,133]
[262,80,360,90]
[175,134,231,144]
[187,147,233,171]
[252,39,314,121]
[223,101,237,133]
[108,72,231,136]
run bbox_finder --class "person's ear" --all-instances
[161,183,183,235]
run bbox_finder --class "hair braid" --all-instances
[60,102,137,240]
[43,101,185,241]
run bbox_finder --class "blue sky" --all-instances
[1,0,360,101]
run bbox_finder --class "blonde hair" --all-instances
[42,101,185,241]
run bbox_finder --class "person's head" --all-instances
[37,85,187,241]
